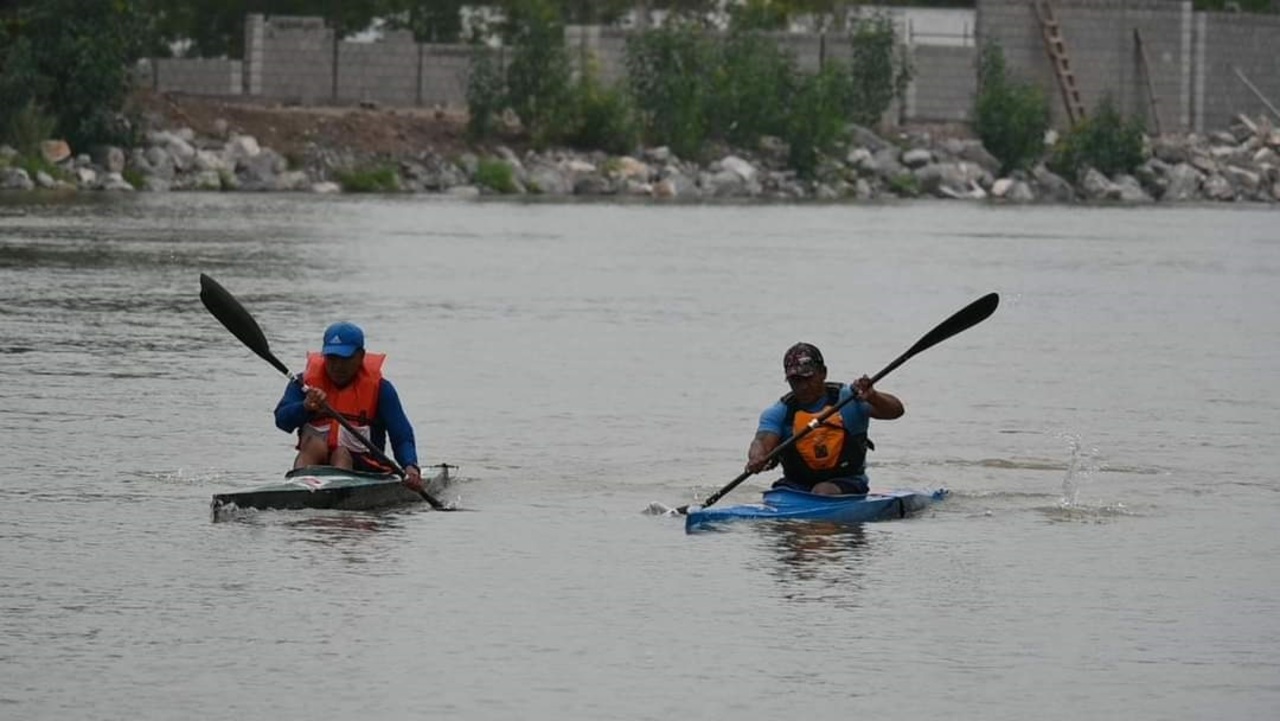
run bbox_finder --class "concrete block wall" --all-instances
[420,44,483,109]
[254,15,335,103]
[1198,11,1280,132]
[976,0,1191,131]
[154,58,243,95]
[166,9,1280,133]
[909,45,979,122]
[337,30,419,106]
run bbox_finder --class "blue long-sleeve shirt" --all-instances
[274,378,420,469]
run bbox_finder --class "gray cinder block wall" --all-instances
[976,0,1190,131]
[254,15,335,103]
[156,9,1279,134]
[1198,11,1280,132]
[154,58,243,96]
[976,0,1280,133]
[420,45,481,109]
[910,45,979,122]
[337,29,418,105]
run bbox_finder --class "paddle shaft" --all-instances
[681,292,999,514]
[198,273,451,511]
[307,385,446,502]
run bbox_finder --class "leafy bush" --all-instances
[783,62,851,179]
[728,0,791,33]
[847,14,912,128]
[4,100,57,157]
[566,60,639,156]
[625,23,714,159]
[974,42,1050,174]
[709,31,797,148]
[17,153,68,183]
[503,0,574,148]
[1048,96,1146,182]
[466,46,506,141]
[475,158,518,193]
[888,172,920,197]
[334,165,400,193]
[121,166,146,189]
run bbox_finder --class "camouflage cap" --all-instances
[783,342,825,379]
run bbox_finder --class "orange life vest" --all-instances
[301,351,385,452]
[778,383,871,484]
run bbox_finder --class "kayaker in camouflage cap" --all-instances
[745,342,904,496]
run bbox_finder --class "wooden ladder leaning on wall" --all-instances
[1032,0,1087,126]
[1133,28,1163,135]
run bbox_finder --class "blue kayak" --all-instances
[684,486,948,532]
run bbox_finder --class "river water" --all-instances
[1,194,1276,720]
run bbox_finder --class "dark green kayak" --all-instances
[211,465,452,514]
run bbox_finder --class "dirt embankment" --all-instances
[129,90,512,160]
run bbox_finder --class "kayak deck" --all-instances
[685,486,948,532]
[211,465,451,514]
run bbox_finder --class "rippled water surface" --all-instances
[2,195,1277,720]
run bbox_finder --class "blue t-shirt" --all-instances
[274,378,420,469]
[758,383,872,476]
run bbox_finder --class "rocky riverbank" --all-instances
[2,107,1278,204]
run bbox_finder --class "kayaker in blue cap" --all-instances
[746,342,904,495]
[273,321,424,491]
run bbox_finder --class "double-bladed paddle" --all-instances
[676,292,1000,515]
[198,273,456,511]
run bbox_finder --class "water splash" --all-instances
[1057,432,1099,508]
[1039,433,1134,522]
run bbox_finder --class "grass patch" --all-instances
[475,158,518,194]
[333,165,399,193]
[121,166,145,188]
[16,153,69,183]
[887,173,920,197]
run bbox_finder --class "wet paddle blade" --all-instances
[199,273,292,377]
[870,292,999,384]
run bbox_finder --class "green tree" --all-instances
[503,0,574,147]
[973,41,1049,174]
[384,0,466,42]
[0,0,155,149]
[847,13,910,127]
[625,21,714,157]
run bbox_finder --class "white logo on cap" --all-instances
[329,335,342,343]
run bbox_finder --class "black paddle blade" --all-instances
[871,292,999,384]
[199,274,292,377]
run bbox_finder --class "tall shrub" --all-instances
[625,23,714,158]
[847,14,911,128]
[784,62,853,178]
[708,30,797,147]
[566,58,639,156]
[1048,96,1146,182]
[974,41,1050,174]
[466,46,506,140]
[503,0,574,148]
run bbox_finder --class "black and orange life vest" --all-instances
[778,382,871,485]
[301,351,385,452]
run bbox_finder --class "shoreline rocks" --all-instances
[2,115,1277,204]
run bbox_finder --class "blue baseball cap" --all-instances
[321,321,365,358]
